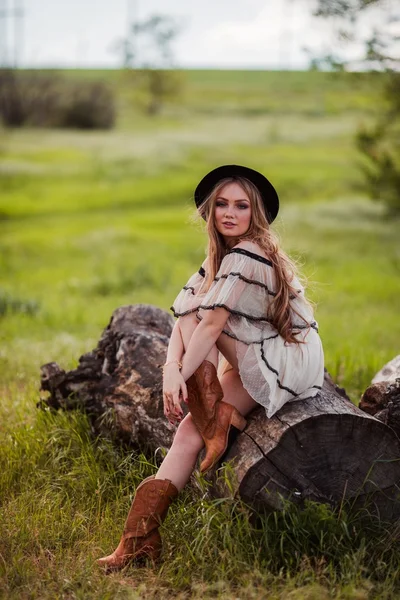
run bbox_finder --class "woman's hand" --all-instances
[162,364,187,425]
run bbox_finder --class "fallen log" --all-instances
[39,304,400,520]
[40,305,177,451]
[360,356,400,434]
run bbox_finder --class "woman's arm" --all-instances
[162,319,186,424]
[180,308,229,382]
[165,318,184,364]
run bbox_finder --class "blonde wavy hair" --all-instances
[198,176,310,345]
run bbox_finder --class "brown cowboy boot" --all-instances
[97,475,179,571]
[187,360,247,473]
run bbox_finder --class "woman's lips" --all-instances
[222,222,235,228]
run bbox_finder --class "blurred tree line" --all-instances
[0,71,115,129]
[0,13,182,128]
[315,0,400,213]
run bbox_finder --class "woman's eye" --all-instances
[216,202,249,209]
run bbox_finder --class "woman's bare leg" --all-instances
[156,315,256,489]
[219,368,258,416]
[156,315,211,489]
[155,413,204,491]
[216,333,258,416]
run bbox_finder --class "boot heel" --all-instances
[231,409,247,431]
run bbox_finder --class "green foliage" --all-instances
[131,15,181,67]
[58,81,115,129]
[356,73,400,213]
[314,0,382,19]
[0,399,156,599]
[1,400,399,598]
[0,69,115,129]
[356,124,400,213]
[117,13,183,115]
[315,2,400,213]
[127,68,184,116]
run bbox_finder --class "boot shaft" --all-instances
[123,476,179,538]
[187,360,223,427]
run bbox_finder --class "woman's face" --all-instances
[214,182,252,245]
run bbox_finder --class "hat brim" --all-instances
[194,164,279,224]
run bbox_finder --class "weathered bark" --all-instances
[213,389,400,520]
[360,356,400,433]
[39,305,400,519]
[40,304,177,451]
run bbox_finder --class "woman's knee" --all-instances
[220,368,258,415]
[172,414,204,453]
[216,336,239,371]
[178,313,199,332]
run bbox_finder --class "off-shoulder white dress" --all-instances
[171,242,324,418]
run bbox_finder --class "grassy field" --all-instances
[1,69,400,599]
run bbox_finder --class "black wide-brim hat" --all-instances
[194,164,279,224]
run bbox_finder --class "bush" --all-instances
[58,81,115,129]
[0,70,115,130]
[0,69,61,127]
[356,73,400,215]
[357,122,400,214]
[130,68,184,115]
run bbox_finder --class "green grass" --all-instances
[1,398,399,599]
[1,68,400,598]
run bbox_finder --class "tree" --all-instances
[313,0,400,214]
[117,14,183,116]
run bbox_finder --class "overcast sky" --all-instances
[0,0,392,69]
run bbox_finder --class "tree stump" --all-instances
[39,305,400,520]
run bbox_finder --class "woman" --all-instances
[97,164,324,570]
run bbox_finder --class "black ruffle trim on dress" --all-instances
[183,303,274,322]
[180,271,277,296]
[213,272,299,301]
[183,285,195,294]
[214,272,277,296]
[294,321,319,333]
[196,311,280,344]
[196,303,317,331]
[180,273,299,300]
[170,306,199,318]
[228,247,273,267]
[170,304,272,322]
[198,266,205,277]
[220,329,279,344]
[172,303,316,332]
[260,342,299,397]
[259,341,322,398]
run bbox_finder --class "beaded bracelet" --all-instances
[161,359,183,372]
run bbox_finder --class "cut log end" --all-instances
[210,384,400,521]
